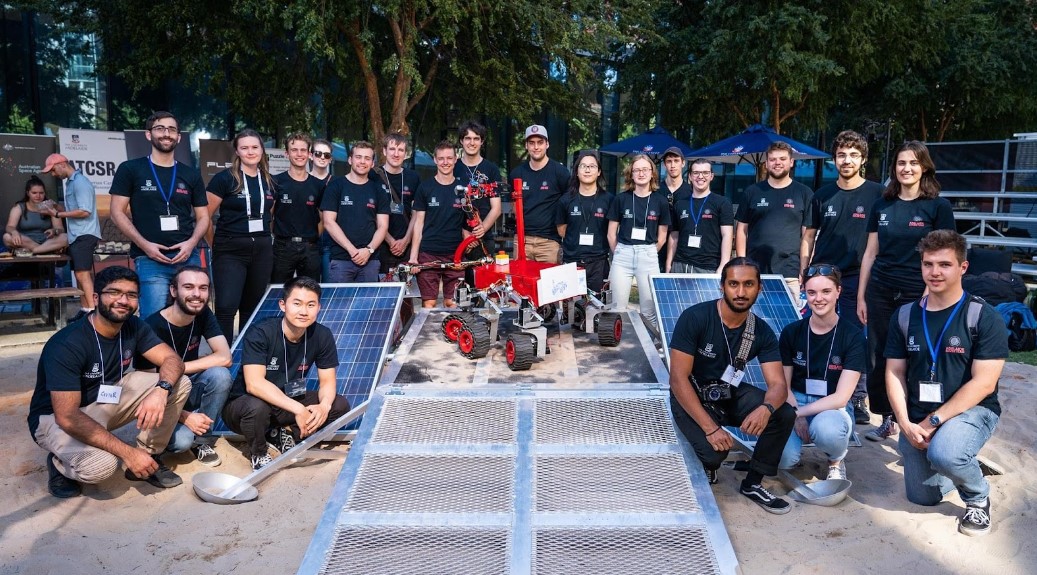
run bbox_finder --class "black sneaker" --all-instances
[704,466,718,485]
[46,454,82,498]
[958,499,991,536]
[191,443,221,467]
[852,396,871,424]
[740,482,792,515]
[266,427,296,455]
[124,455,182,488]
[251,453,273,471]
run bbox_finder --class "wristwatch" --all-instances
[366,246,375,254]
[928,413,942,427]
[156,380,174,393]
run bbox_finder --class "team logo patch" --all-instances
[949,336,961,346]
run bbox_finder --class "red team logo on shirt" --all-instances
[908,215,926,227]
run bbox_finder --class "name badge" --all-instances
[248,218,265,233]
[97,384,122,404]
[918,381,943,403]
[721,364,744,387]
[159,215,179,232]
[285,378,307,398]
[630,227,647,241]
[391,202,403,215]
[579,233,594,246]
[686,235,702,248]
[806,378,828,396]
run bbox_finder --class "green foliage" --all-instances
[4,104,36,134]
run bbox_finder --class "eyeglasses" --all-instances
[150,126,179,136]
[312,151,332,159]
[690,171,713,178]
[578,164,598,171]
[100,289,140,301]
[805,264,840,279]
[835,153,863,161]
[631,168,651,175]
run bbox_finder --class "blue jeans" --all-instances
[609,243,660,329]
[898,405,998,506]
[779,390,853,468]
[165,366,233,453]
[328,257,379,282]
[134,249,202,320]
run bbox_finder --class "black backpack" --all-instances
[1006,310,1037,352]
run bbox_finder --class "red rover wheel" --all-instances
[597,312,622,347]
[441,313,469,342]
[457,324,491,359]
[505,334,536,371]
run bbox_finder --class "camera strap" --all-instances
[732,312,756,371]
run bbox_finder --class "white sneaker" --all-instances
[826,461,846,481]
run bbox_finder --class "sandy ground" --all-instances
[1,335,1035,574]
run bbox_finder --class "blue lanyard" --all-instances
[689,193,710,232]
[921,293,967,380]
[148,155,178,214]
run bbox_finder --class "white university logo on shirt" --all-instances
[267,357,279,370]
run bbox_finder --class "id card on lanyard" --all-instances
[687,193,709,249]
[919,294,966,404]
[243,170,266,233]
[149,156,179,232]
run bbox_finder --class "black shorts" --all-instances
[68,235,99,271]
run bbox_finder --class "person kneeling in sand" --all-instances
[221,276,350,470]
[28,266,191,498]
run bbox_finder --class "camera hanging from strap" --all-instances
[732,312,757,370]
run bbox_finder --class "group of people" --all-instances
[22,114,1007,538]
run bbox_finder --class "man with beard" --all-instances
[110,111,209,320]
[667,257,796,514]
[375,133,421,276]
[735,142,813,299]
[321,141,390,282]
[28,266,191,498]
[509,125,570,263]
[221,276,351,470]
[271,132,325,283]
[136,265,232,466]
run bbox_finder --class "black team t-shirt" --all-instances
[607,191,672,246]
[272,171,325,241]
[319,177,390,260]
[735,180,814,277]
[135,308,224,370]
[509,161,571,241]
[374,167,421,241]
[672,193,734,270]
[28,315,164,437]
[555,192,613,262]
[779,317,867,396]
[808,180,884,276]
[866,196,956,292]
[206,169,275,239]
[109,157,208,259]
[454,159,501,222]
[413,176,466,255]
[884,296,1007,423]
[229,317,339,400]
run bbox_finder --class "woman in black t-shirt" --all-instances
[206,129,276,339]
[857,141,955,440]
[557,150,613,293]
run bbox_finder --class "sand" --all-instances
[1,340,1035,575]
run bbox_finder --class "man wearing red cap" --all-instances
[41,153,101,320]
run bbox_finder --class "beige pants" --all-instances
[518,236,561,263]
[785,277,804,309]
[34,372,191,484]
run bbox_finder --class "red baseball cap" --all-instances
[41,153,70,174]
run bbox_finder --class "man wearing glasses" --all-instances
[800,130,884,423]
[28,266,191,498]
[271,132,325,283]
[509,125,571,263]
[110,111,209,319]
[667,158,733,273]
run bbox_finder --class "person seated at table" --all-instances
[778,264,866,480]
[3,176,67,255]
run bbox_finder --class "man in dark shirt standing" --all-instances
[321,141,390,282]
[375,133,421,277]
[454,120,502,237]
[409,141,467,307]
[28,266,190,498]
[885,230,1007,537]
[667,158,733,273]
[509,125,570,263]
[667,258,796,514]
[221,276,351,470]
[109,111,209,320]
[659,147,692,270]
[271,132,325,283]
[735,142,813,299]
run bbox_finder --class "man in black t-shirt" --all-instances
[658,147,692,270]
[136,265,231,467]
[454,120,503,237]
[271,132,325,283]
[409,141,468,307]
[375,133,421,276]
[28,266,191,498]
[668,258,796,514]
[885,230,1007,537]
[735,142,813,298]
[110,111,209,320]
[221,277,350,470]
[668,158,733,273]
[321,141,390,282]
[509,125,570,263]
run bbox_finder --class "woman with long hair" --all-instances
[3,176,66,254]
[557,150,613,293]
[606,154,671,330]
[206,129,276,339]
[857,141,955,441]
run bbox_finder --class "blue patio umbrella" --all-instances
[686,124,829,169]
[599,127,696,160]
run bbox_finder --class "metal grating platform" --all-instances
[299,387,738,575]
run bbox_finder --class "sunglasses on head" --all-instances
[312,151,332,159]
[805,264,840,279]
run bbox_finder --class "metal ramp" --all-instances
[298,386,738,575]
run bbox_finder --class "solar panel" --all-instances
[213,283,405,434]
